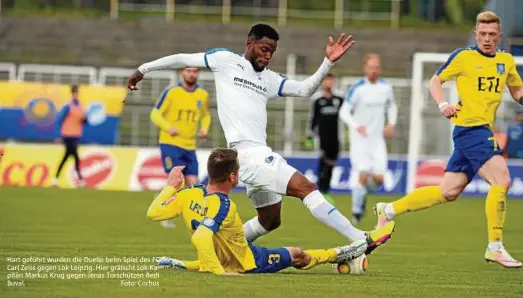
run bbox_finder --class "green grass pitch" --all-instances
[1,186,522,297]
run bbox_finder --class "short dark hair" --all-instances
[248,23,279,41]
[71,85,79,93]
[325,73,335,78]
[207,148,239,183]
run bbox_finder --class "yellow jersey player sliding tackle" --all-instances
[375,11,523,268]
[147,148,395,275]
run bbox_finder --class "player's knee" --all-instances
[441,187,460,201]
[296,180,318,198]
[492,169,511,188]
[358,173,369,186]
[258,214,281,231]
[373,175,384,185]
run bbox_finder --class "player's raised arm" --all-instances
[128,53,207,91]
[280,34,354,97]
[146,166,186,221]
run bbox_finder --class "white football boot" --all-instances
[485,245,522,268]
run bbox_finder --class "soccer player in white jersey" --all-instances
[127,24,395,254]
[339,54,397,224]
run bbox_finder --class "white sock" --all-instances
[352,184,367,215]
[243,216,268,242]
[303,190,366,241]
[488,241,503,251]
[384,203,395,220]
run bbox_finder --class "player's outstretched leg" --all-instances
[156,257,200,271]
[374,172,467,228]
[480,155,521,268]
[287,172,395,253]
[292,239,367,270]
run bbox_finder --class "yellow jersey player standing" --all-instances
[150,67,211,186]
[147,148,394,275]
[375,11,523,268]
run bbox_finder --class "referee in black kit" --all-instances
[306,73,344,205]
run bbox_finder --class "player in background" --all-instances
[374,11,523,268]
[339,54,397,224]
[306,73,344,205]
[147,148,369,275]
[150,67,211,227]
[52,85,86,187]
[128,24,395,254]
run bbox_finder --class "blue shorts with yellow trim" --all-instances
[246,243,292,274]
[159,144,198,176]
[445,125,502,181]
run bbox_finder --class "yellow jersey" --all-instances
[151,84,211,150]
[436,45,522,128]
[147,184,256,274]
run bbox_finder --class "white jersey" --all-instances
[204,48,286,146]
[340,78,397,141]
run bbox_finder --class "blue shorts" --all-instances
[445,125,502,181]
[159,144,198,176]
[246,243,292,274]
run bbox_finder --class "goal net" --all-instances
[407,52,523,193]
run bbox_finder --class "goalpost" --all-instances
[407,52,523,193]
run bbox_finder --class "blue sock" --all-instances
[352,184,367,215]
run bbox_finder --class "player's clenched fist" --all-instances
[167,166,186,190]
[128,70,144,91]
[438,102,461,119]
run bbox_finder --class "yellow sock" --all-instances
[485,185,507,243]
[299,249,337,270]
[392,186,448,216]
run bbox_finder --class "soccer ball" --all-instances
[334,254,368,275]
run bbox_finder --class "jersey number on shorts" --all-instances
[268,254,281,264]
[488,137,499,151]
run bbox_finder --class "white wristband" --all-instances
[438,102,449,109]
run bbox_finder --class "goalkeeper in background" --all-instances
[306,73,344,205]
[375,11,523,268]
[147,148,377,275]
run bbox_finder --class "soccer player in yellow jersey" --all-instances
[375,11,523,268]
[147,148,395,275]
[150,67,211,185]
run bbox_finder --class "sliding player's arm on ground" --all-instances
[191,226,225,275]
[507,57,523,105]
[191,195,232,275]
[199,93,212,134]
[279,58,334,97]
[150,88,173,132]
